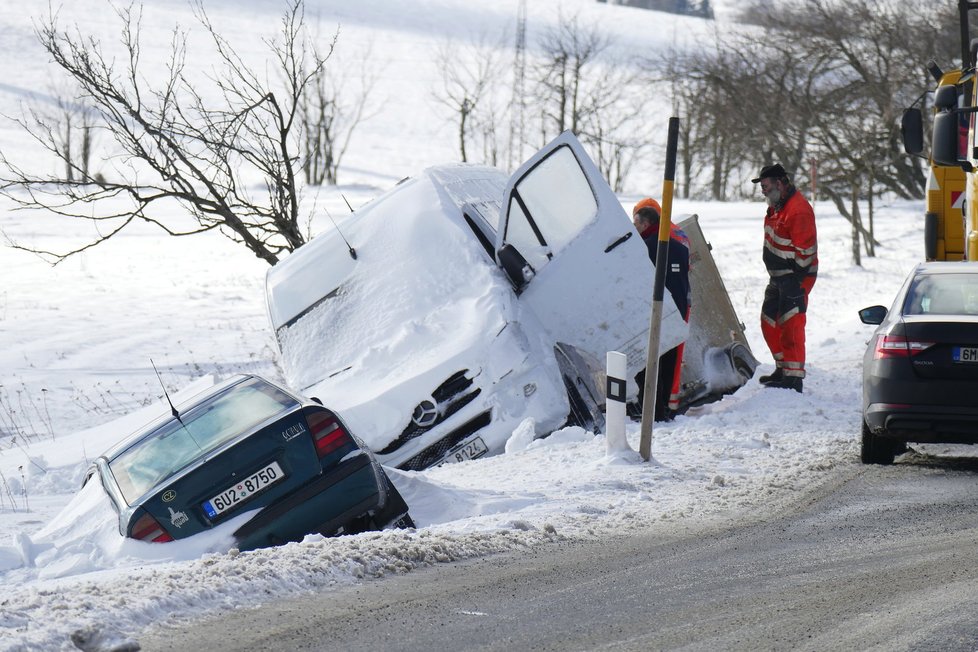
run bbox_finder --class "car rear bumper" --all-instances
[233,454,381,550]
[865,402,978,443]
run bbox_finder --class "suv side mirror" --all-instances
[497,244,535,292]
[858,305,888,325]
[901,108,923,155]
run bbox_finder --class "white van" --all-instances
[265,132,755,471]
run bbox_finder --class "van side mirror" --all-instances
[497,244,535,292]
[901,108,923,155]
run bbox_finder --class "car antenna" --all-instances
[341,194,355,213]
[151,358,181,421]
[325,205,357,260]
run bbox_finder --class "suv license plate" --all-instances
[953,346,978,363]
[203,461,284,518]
[446,436,488,464]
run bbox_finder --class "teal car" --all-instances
[83,375,413,551]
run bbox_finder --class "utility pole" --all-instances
[510,0,527,167]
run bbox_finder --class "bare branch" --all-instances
[1,0,339,265]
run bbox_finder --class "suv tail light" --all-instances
[874,334,934,359]
[307,410,355,459]
[131,512,174,543]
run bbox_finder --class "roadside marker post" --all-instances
[605,351,631,453]
[639,116,680,462]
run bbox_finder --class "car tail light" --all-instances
[307,410,354,459]
[131,512,174,543]
[874,334,934,359]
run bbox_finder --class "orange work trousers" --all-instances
[760,275,815,378]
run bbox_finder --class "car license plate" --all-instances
[202,461,285,518]
[445,436,488,464]
[953,346,978,363]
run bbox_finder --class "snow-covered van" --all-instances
[265,132,756,471]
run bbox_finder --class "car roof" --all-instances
[99,374,298,462]
[914,261,978,274]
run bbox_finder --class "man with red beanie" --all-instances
[631,197,691,420]
[751,164,817,393]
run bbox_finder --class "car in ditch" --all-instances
[858,261,978,464]
[265,131,757,472]
[83,374,413,550]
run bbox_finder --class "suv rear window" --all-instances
[108,377,298,504]
[904,272,978,316]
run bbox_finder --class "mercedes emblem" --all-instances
[411,398,438,428]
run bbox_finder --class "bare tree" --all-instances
[532,13,611,139]
[26,83,100,183]
[0,0,336,266]
[652,0,958,256]
[299,40,379,185]
[432,32,509,163]
[531,12,648,189]
[578,81,648,192]
[3,78,102,189]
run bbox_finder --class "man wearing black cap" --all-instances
[751,163,817,393]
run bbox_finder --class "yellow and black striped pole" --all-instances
[639,116,679,461]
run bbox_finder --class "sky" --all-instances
[0,0,937,650]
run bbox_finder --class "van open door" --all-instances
[495,131,687,381]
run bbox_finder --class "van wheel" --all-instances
[861,421,896,465]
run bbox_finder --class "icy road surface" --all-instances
[139,454,978,651]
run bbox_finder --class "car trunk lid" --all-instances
[903,315,978,380]
[134,410,326,540]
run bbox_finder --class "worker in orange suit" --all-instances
[752,164,818,393]
[631,197,691,420]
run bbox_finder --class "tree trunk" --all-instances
[64,122,73,183]
[81,125,91,181]
[459,101,470,163]
[866,172,876,257]
[850,183,862,267]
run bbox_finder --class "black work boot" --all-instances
[759,368,783,385]
[765,376,803,393]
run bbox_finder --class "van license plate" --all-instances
[203,461,284,518]
[446,436,488,464]
[953,346,978,363]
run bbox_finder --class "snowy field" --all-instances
[0,0,935,650]
[0,191,927,650]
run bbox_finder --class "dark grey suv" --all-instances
[859,262,978,464]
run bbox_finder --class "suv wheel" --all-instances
[860,421,896,465]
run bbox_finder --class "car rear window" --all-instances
[108,377,299,504]
[904,272,978,316]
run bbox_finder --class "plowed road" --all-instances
[141,454,978,651]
